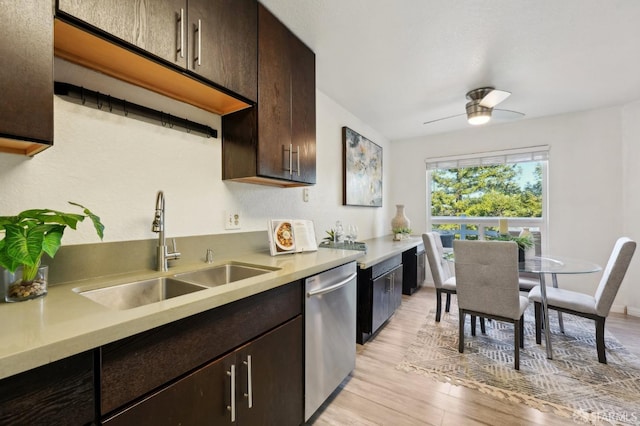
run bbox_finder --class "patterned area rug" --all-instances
[397,303,640,425]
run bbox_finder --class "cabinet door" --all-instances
[371,272,391,334]
[257,4,292,180]
[0,0,53,148]
[103,318,303,426]
[188,0,257,101]
[290,32,316,184]
[103,351,236,425]
[391,265,404,311]
[238,316,303,425]
[417,251,426,287]
[58,0,187,68]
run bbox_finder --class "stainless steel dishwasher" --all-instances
[304,261,358,421]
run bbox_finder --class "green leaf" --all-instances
[3,224,43,267]
[0,238,20,272]
[68,202,105,240]
[42,225,65,258]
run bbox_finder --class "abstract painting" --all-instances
[343,127,383,207]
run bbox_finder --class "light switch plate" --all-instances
[225,211,241,229]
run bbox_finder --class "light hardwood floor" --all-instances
[309,286,640,425]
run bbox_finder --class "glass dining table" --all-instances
[520,256,602,359]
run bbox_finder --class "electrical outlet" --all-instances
[303,188,309,202]
[225,211,241,230]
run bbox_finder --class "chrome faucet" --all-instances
[152,190,181,271]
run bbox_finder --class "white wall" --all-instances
[0,61,391,247]
[622,100,640,315]
[390,106,640,313]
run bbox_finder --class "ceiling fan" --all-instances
[423,87,525,126]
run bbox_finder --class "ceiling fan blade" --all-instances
[423,112,466,125]
[479,89,511,108]
[492,108,525,120]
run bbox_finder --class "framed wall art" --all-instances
[342,126,383,207]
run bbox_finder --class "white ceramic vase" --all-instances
[391,204,410,231]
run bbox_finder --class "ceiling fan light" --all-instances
[468,113,491,125]
[466,101,492,125]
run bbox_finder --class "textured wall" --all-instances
[0,60,391,247]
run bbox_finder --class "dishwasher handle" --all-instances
[306,273,357,297]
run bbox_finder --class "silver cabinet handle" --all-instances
[289,143,293,177]
[226,364,236,422]
[296,145,300,176]
[243,355,253,408]
[177,9,184,58]
[194,18,202,66]
[307,273,357,297]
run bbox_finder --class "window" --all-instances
[426,147,548,250]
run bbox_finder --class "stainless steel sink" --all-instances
[75,277,206,310]
[173,263,275,287]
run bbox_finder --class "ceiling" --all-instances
[259,0,640,141]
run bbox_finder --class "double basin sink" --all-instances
[75,263,277,311]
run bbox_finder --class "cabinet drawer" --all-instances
[371,254,402,279]
[100,281,302,415]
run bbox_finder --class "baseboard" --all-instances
[625,306,640,318]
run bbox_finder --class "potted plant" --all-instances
[490,233,534,262]
[0,202,104,302]
[392,227,412,241]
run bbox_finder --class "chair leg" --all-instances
[435,289,443,322]
[596,316,607,364]
[533,302,542,345]
[514,319,521,370]
[480,317,486,334]
[445,292,452,312]
[470,315,477,336]
[519,315,525,348]
[459,310,465,353]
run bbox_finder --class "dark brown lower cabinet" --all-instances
[402,244,426,295]
[0,351,95,426]
[103,316,303,425]
[357,255,403,344]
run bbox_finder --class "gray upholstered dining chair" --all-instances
[454,240,529,370]
[528,237,636,364]
[423,232,486,335]
[423,232,457,322]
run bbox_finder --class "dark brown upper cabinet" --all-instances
[55,0,256,113]
[222,3,316,187]
[0,0,53,156]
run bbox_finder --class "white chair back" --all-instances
[594,237,636,317]
[423,232,452,289]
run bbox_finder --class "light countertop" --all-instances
[357,235,424,269]
[0,248,363,380]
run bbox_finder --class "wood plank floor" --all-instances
[308,286,640,425]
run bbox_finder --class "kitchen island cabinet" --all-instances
[0,0,53,156]
[222,3,316,187]
[57,0,257,102]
